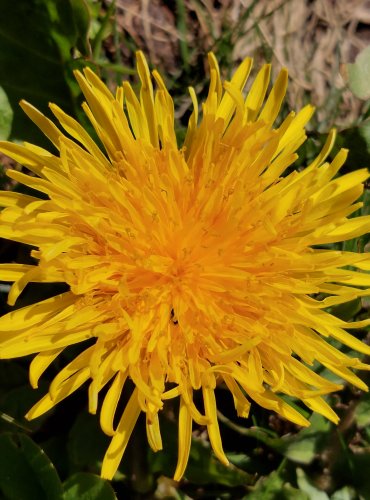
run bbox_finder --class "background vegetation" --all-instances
[0,1,369,498]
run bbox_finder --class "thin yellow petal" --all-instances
[19,100,63,147]
[303,397,339,424]
[100,370,127,436]
[202,386,229,466]
[26,367,90,420]
[29,348,64,389]
[309,129,337,169]
[173,396,192,481]
[0,292,76,332]
[245,64,271,122]
[259,68,288,124]
[146,412,163,452]
[101,388,141,480]
[217,57,253,125]
[136,50,158,147]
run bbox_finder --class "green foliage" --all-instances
[0,0,100,142]
[0,0,74,141]
[63,473,117,500]
[296,468,329,500]
[68,0,92,57]
[148,418,253,487]
[338,122,370,178]
[280,415,331,465]
[331,486,357,500]
[0,383,50,433]
[67,411,109,473]
[247,470,309,500]
[347,45,370,100]
[0,86,13,140]
[354,392,370,428]
[0,2,369,499]
[0,433,63,500]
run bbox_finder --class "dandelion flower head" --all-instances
[0,52,369,480]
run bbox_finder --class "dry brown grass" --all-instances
[229,0,370,130]
[109,0,370,130]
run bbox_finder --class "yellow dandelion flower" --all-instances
[0,52,370,481]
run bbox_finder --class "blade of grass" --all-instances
[176,0,190,72]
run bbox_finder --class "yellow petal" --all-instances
[19,100,63,147]
[100,370,127,436]
[101,388,141,480]
[0,292,76,332]
[146,412,163,452]
[29,348,64,389]
[136,50,158,148]
[26,367,90,420]
[173,396,192,481]
[303,397,339,424]
[217,57,253,126]
[259,68,288,124]
[202,386,229,466]
[245,64,271,121]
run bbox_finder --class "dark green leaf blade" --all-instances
[63,473,117,500]
[0,86,13,140]
[0,432,63,500]
[0,0,75,142]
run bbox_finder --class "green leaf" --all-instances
[246,471,309,500]
[0,360,28,394]
[347,45,370,100]
[67,411,109,473]
[43,0,92,58]
[0,86,13,140]
[226,452,253,470]
[330,486,356,500]
[340,188,370,258]
[296,468,329,500]
[63,473,117,500]
[41,435,70,481]
[217,411,332,466]
[351,452,370,498]
[245,471,282,499]
[187,437,253,486]
[354,392,370,428]
[279,414,331,465]
[0,433,63,500]
[0,0,77,142]
[336,123,370,175]
[0,383,50,433]
[329,298,362,322]
[42,0,78,59]
[70,0,92,57]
